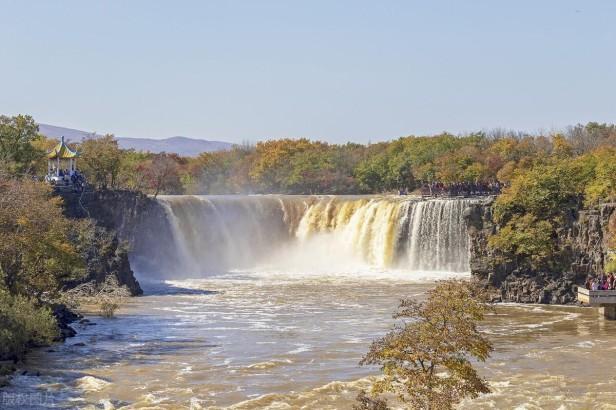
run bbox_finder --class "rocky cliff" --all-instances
[59,190,172,296]
[465,200,616,304]
[60,190,177,281]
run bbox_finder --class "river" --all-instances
[5,196,613,409]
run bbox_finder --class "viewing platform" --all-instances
[45,135,86,192]
[577,287,616,319]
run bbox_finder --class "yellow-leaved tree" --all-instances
[0,178,85,298]
[0,177,88,361]
[356,280,493,410]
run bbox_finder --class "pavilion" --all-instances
[47,136,79,176]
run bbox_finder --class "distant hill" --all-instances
[114,136,233,156]
[38,124,98,141]
[38,124,233,156]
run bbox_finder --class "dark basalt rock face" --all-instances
[60,189,176,285]
[59,190,173,296]
[465,200,616,304]
[65,225,143,296]
[51,304,81,341]
[75,190,176,277]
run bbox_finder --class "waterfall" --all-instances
[147,195,482,277]
[155,195,293,275]
[403,199,475,272]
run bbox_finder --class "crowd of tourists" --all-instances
[419,181,503,197]
[586,273,616,291]
[44,168,87,192]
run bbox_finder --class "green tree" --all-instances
[357,280,493,410]
[582,147,616,205]
[284,146,334,194]
[0,114,44,175]
[116,149,150,191]
[0,289,58,361]
[79,135,122,189]
[488,214,554,268]
[354,140,416,192]
[354,152,389,192]
[492,160,589,225]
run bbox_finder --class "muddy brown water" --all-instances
[4,273,615,409]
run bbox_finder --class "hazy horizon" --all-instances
[36,120,576,145]
[1,0,614,143]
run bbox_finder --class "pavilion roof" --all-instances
[48,136,78,159]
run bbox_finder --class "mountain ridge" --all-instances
[38,123,233,156]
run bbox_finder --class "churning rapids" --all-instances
[8,196,614,409]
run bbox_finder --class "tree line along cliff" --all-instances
[5,114,616,197]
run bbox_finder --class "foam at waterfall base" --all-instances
[244,233,469,281]
[141,268,470,285]
[236,268,470,282]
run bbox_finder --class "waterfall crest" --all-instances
[148,195,482,276]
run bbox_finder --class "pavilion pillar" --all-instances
[57,157,60,176]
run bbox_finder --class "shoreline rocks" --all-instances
[51,304,81,342]
[0,303,82,387]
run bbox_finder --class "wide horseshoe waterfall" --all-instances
[135,195,480,277]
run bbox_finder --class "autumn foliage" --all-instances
[357,280,493,410]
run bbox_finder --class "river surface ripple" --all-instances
[5,273,616,409]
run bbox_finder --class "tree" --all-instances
[79,135,122,189]
[249,138,317,192]
[116,149,150,191]
[492,159,588,225]
[189,146,255,194]
[0,114,44,175]
[354,152,389,193]
[139,153,183,197]
[357,280,493,410]
[0,289,59,361]
[488,158,591,269]
[0,178,84,298]
[582,147,616,205]
[551,134,573,158]
[566,122,616,154]
[0,176,103,362]
[30,135,60,175]
[488,214,554,268]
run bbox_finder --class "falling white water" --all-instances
[403,199,475,273]
[150,195,481,277]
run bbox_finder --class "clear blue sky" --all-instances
[1,0,614,144]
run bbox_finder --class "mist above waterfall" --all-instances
[136,195,482,278]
